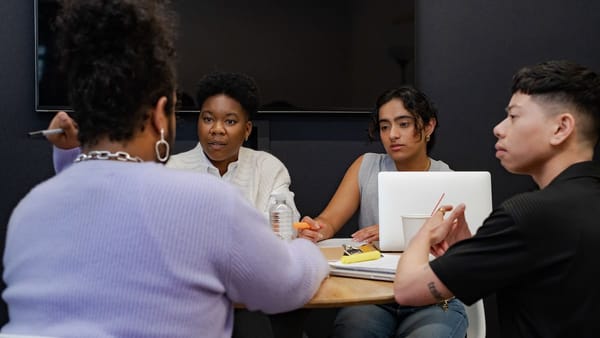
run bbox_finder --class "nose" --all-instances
[389,125,401,139]
[493,118,506,139]
[210,120,225,135]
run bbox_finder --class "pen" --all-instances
[27,128,65,138]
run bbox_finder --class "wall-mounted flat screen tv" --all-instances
[35,0,414,114]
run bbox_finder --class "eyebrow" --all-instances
[200,111,240,117]
[504,103,521,113]
[379,115,414,123]
[505,104,518,113]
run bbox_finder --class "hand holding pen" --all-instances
[296,216,325,243]
[29,111,80,149]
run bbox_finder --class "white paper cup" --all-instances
[402,215,431,245]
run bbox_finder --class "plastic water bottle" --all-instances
[269,193,294,240]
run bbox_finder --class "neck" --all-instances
[83,136,155,162]
[394,154,431,171]
[532,148,593,188]
[210,159,233,176]
[202,149,239,176]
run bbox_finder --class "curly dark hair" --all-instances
[55,0,177,146]
[368,86,439,152]
[512,60,600,145]
[196,72,260,121]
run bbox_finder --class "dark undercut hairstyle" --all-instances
[512,60,600,145]
[55,0,178,147]
[195,72,260,121]
[368,86,439,153]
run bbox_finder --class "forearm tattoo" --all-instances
[428,281,451,311]
[427,281,444,302]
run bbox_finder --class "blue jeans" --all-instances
[332,299,467,338]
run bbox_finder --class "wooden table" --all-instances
[237,240,395,309]
[305,275,394,308]
[304,240,395,308]
[234,275,393,309]
[241,240,397,338]
[267,275,394,338]
[269,242,396,337]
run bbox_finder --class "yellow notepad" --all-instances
[340,244,381,264]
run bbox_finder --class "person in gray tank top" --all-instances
[298,86,466,338]
[298,86,451,243]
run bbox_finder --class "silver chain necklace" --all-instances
[74,150,143,163]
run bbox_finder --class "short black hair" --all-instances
[196,72,260,121]
[369,86,439,152]
[56,0,177,146]
[512,60,600,144]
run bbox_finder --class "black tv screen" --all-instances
[35,0,415,114]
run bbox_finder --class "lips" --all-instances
[207,141,227,150]
[495,144,507,157]
[389,143,406,151]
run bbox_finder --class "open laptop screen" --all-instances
[378,171,493,252]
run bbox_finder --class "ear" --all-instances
[150,96,170,134]
[244,120,253,141]
[424,117,437,138]
[549,113,575,146]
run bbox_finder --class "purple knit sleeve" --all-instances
[53,146,81,174]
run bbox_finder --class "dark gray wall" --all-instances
[416,0,600,203]
[0,0,54,324]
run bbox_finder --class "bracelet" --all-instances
[438,296,455,311]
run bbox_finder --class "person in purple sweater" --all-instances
[1,1,328,337]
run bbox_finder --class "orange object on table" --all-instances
[293,221,311,230]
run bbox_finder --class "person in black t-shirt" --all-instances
[395,60,600,338]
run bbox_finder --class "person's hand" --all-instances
[351,224,379,243]
[47,111,79,149]
[296,216,324,243]
[428,204,471,257]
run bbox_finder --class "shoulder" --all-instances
[359,153,384,169]
[429,158,452,171]
[147,163,236,198]
[359,153,397,174]
[166,143,203,168]
[149,164,258,222]
[356,153,385,185]
[362,152,384,163]
[240,147,287,169]
[500,189,556,226]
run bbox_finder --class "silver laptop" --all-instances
[378,171,493,252]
